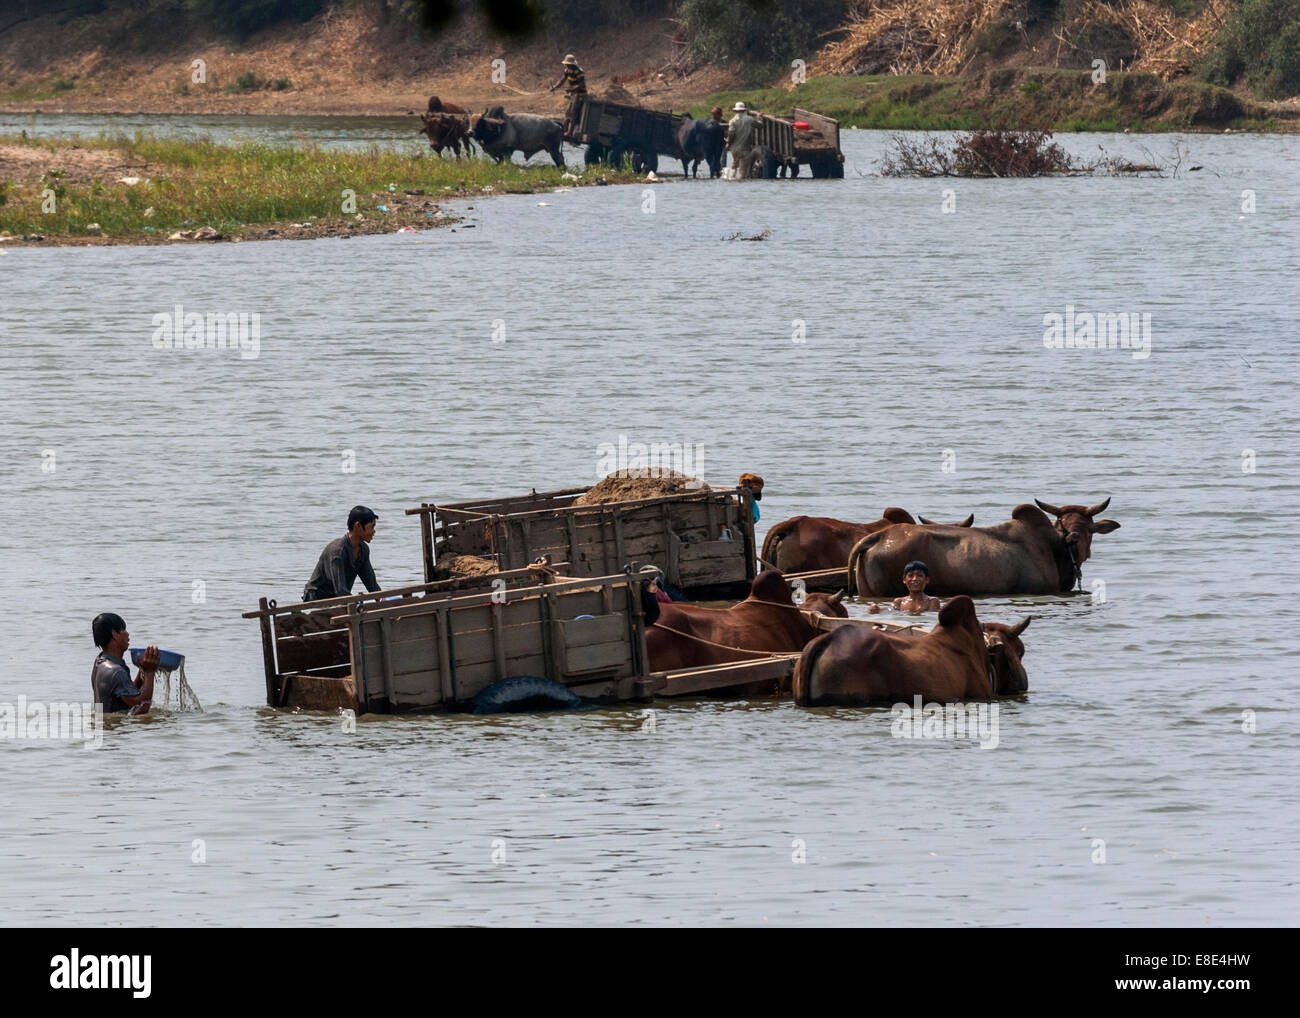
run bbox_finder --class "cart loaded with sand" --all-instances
[243,472,774,714]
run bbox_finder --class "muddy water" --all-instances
[2,118,1298,926]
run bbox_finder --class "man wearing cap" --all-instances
[867,560,942,615]
[303,506,381,602]
[550,54,587,135]
[725,101,758,179]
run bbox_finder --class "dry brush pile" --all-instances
[812,0,1230,80]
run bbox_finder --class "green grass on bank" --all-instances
[697,69,1275,133]
[0,134,639,238]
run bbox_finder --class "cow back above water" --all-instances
[645,570,847,686]
[427,95,468,115]
[761,508,974,575]
[849,500,1120,597]
[792,597,1030,706]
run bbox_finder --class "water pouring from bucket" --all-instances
[129,648,202,711]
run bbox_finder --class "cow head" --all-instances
[982,617,1031,695]
[738,472,764,501]
[803,588,848,619]
[473,108,505,144]
[1033,497,1120,568]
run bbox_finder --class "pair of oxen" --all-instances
[645,498,1120,708]
[419,97,569,167]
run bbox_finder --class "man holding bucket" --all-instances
[91,613,158,714]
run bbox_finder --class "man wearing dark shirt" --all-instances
[302,505,381,602]
[91,612,158,714]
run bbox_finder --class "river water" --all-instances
[2,115,1297,926]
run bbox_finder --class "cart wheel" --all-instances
[585,142,607,166]
[470,676,583,714]
[829,157,844,179]
[809,158,829,179]
[609,144,632,170]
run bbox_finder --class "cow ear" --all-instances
[1091,519,1120,534]
[882,507,914,524]
[937,596,977,630]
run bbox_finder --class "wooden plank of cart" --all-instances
[244,566,798,713]
[565,94,682,174]
[241,560,567,711]
[751,106,844,178]
[407,484,758,601]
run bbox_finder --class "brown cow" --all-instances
[427,96,468,115]
[761,509,974,575]
[849,499,1119,597]
[792,597,1030,706]
[419,111,474,157]
[645,570,848,689]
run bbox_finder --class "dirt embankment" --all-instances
[0,4,735,118]
[0,1,1290,132]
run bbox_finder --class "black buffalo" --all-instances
[676,113,723,178]
[471,106,565,168]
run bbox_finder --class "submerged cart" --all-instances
[751,107,844,178]
[566,95,682,173]
[407,483,758,600]
[243,566,798,714]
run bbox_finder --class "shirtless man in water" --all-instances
[867,560,942,615]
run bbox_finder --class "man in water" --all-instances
[867,560,942,615]
[91,613,158,714]
[303,506,381,602]
[726,102,757,179]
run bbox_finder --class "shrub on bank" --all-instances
[1199,0,1300,98]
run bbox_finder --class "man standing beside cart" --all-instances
[726,102,757,179]
[550,53,587,135]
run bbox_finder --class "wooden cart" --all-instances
[242,562,568,711]
[407,484,758,600]
[751,107,844,178]
[566,95,682,174]
[244,567,800,713]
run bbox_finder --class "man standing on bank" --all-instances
[91,613,158,714]
[303,506,381,602]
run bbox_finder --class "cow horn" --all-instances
[957,513,974,527]
[828,589,846,606]
[918,515,935,525]
[1011,616,1032,636]
[1034,498,1063,516]
[1085,496,1111,517]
